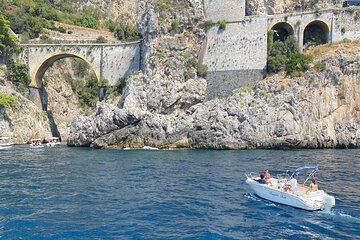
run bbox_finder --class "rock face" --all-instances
[0,83,52,143]
[246,0,342,16]
[68,43,360,149]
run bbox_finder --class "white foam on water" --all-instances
[265,202,278,207]
[244,193,262,201]
[322,209,360,222]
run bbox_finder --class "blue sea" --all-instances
[0,146,359,239]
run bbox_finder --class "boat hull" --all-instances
[30,145,44,149]
[246,178,335,211]
[0,143,14,150]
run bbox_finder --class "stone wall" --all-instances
[202,17,267,99]
[102,43,141,84]
[204,0,245,21]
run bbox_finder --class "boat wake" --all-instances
[323,209,360,221]
[244,193,262,201]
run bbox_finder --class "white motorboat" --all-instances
[30,138,44,149]
[0,137,14,150]
[46,137,60,147]
[245,166,335,211]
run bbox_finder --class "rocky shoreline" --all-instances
[67,43,360,149]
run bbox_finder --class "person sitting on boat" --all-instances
[259,174,267,184]
[307,179,318,193]
[289,178,298,192]
[283,178,298,192]
[264,169,273,186]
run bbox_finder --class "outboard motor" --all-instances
[322,195,336,212]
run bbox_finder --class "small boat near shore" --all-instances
[30,138,44,149]
[46,137,61,147]
[0,137,14,150]
[245,166,335,211]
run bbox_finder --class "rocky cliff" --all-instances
[246,0,342,16]
[68,41,360,149]
[0,58,97,143]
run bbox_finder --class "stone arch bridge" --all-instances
[18,41,141,140]
[20,42,141,89]
[19,41,141,111]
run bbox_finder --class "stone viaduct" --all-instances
[20,42,141,88]
[19,41,141,110]
[203,0,360,99]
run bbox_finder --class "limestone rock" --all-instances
[68,43,360,149]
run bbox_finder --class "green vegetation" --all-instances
[354,12,360,22]
[34,111,47,121]
[267,30,274,52]
[153,0,187,13]
[95,36,107,43]
[285,53,311,77]
[2,0,105,40]
[197,63,208,78]
[314,62,326,72]
[0,93,17,108]
[113,21,140,41]
[0,12,30,92]
[107,77,128,97]
[6,59,31,93]
[0,12,18,55]
[65,72,99,110]
[204,20,215,32]
[171,19,180,31]
[218,20,226,30]
[235,85,253,94]
[267,36,311,76]
[341,27,346,34]
[72,59,89,78]
[185,57,208,78]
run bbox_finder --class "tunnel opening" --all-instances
[271,22,294,42]
[303,20,329,46]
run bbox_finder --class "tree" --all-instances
[0,12,18,54]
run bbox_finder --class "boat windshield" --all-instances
[290,166,318,185]
[293,166,318,176]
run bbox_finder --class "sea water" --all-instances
[0,146,359,239]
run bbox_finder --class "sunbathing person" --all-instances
[307,179,318,193]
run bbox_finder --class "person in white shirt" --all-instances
[289,178,298,192]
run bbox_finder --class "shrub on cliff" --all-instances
[285,53,311,76]
[171,19,180,31]
[7,60,31,93]
[0,93,17,108]
[218,20,226,30]
[204,20,215,32]
[267,36,311,76]
[95,36,107,43]
[65,73,98,110]
[0,12,18,54]
[197,64,208,78]
[114,22,140,41]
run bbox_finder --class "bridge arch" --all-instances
[31,51,100,88]
[303,20,330,46]
[270,22,294,42]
